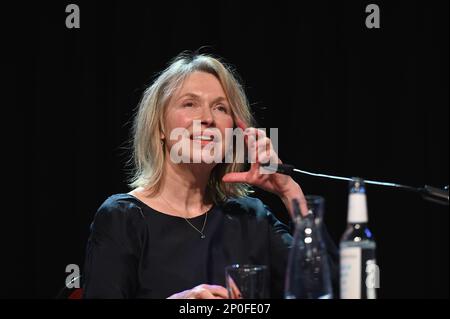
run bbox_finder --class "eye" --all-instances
[183,101,195,108]
[214,104,228,113]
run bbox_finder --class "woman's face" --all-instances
[163,71,235,165]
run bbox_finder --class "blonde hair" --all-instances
[129,52,255,203]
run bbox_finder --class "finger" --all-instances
[247,134,258,163]
[206,285,229,299]
[192,286,216,299]
[196,290,216,299]
[222,172,249,183]
[299,195,309,217]
[252,135,268,164]
[244,127,266,139]
[228,277,242,299]
[289,190,309,217]
[252,128,267,138]
[245,129,267,162]
[256,137,272,162]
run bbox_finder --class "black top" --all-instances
[82,194,338,298]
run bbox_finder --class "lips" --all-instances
[190,131,216,141]
[191,135,214,141]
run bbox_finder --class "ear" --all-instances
[159,118,166,140]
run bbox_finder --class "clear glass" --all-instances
[225,264,269,299]
[284,195,333,299]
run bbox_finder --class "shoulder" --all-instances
[91,193,146,231]
[88,194,148,255]
[97,193,145,216]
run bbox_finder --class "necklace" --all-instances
[160,195,209,239]
[183,213,208,239]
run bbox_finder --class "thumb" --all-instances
[222,172,249,183]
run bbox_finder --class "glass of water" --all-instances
[225,264,269,299]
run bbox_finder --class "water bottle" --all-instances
[340,178,378,299]
[285,195,333,299]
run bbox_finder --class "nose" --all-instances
[200,105,214,127]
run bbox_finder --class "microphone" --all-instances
[420,185,449,205]
[261,162,449,206]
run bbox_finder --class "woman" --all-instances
[82,52,337,298]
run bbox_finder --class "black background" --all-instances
[1,0,448,298]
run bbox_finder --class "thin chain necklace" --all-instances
[160,195,209,239]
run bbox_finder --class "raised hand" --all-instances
[222,119,308,216]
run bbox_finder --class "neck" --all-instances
[157,159,215,217]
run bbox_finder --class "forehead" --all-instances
[175,71,227,98]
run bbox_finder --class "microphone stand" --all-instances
[261,163,449,206]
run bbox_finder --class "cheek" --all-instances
[165,110,192,132]
[217,115,234,131]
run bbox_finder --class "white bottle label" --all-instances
[348,193,368,223]
[340,246,362,299]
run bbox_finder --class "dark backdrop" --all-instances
[1,0,448,298]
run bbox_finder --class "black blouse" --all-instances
[82,194,338,298]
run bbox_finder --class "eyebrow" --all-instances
[177,93,229,105]
[177,93,200,101]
